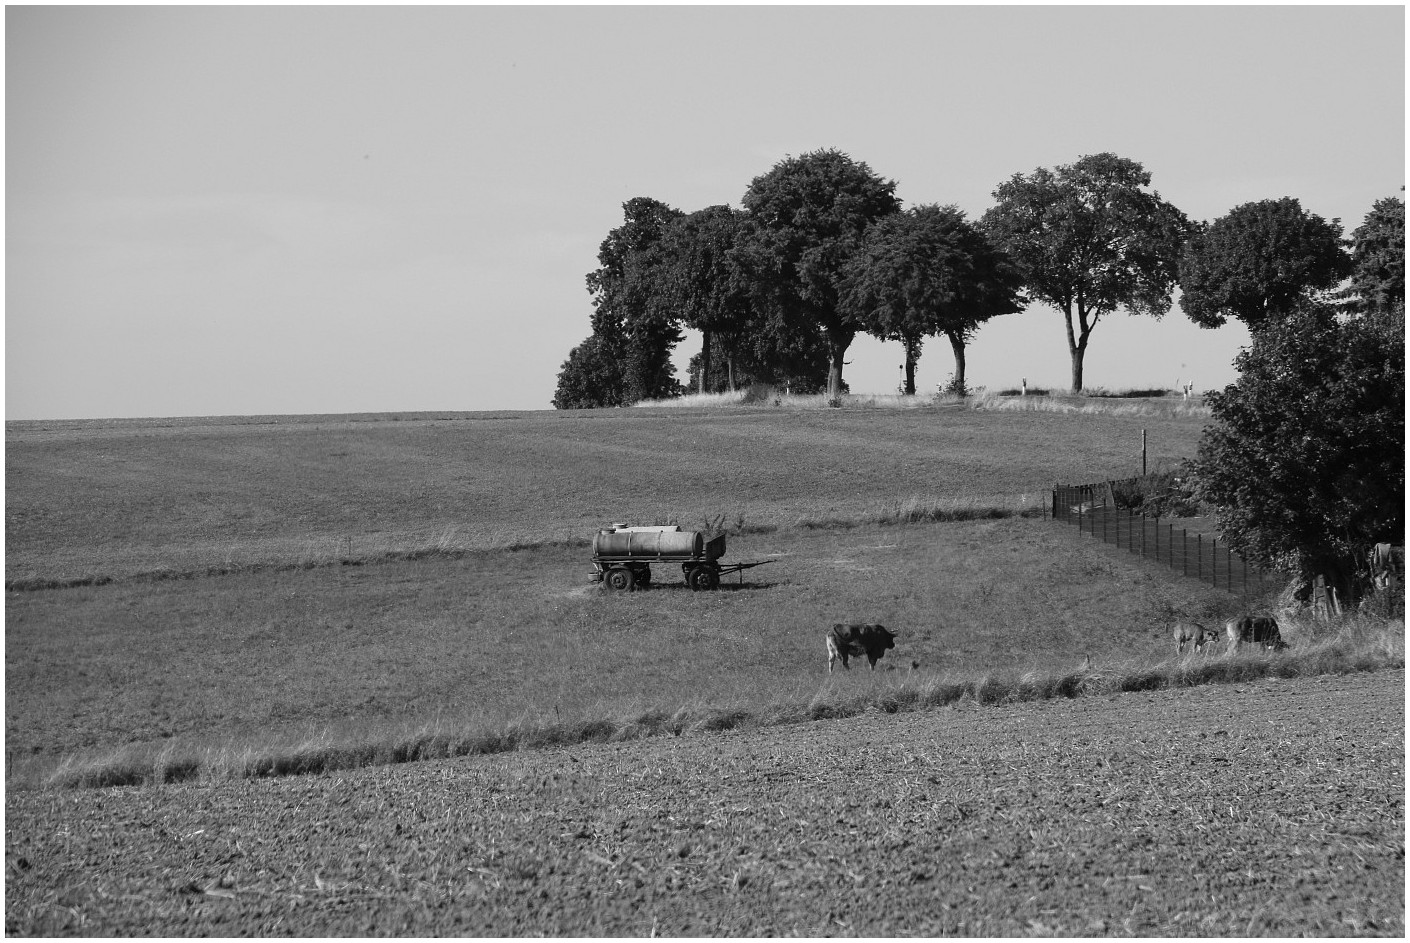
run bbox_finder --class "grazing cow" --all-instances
[1225,616,1287,653]
[1173,621,1219,655]
[826,624,896,673]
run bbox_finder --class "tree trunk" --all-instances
[902,334,921,396]
[1321,562,1362,614]
[946,330,967,394]
[698,328,712,395]
[826,327,855,400]
[1063,301,1094,393]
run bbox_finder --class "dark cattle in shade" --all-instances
[826,624,895,673]
[1173,621,1219,655]
[1225,616,1287,653]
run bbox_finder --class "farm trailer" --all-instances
[589,524,772,591]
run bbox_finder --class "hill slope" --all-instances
[6,405,1204,583]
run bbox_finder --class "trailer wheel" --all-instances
[605,567,636,592]
[634,566,652,588]
[688,566,719,592]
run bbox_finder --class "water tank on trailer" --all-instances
[593,526,706,559]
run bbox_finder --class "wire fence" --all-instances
[1051,479,1285,599]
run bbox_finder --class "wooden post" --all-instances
[1142,429,1147,477]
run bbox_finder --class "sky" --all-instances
[6,4,1405,420]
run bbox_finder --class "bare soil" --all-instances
[6,669,1402,937]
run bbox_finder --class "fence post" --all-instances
[1182,530,1187,577]
[1197,534,1202,582]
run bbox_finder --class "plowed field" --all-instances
[6,669,1403,937]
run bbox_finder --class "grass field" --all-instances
[5,400,1400,790]
[6,399,1204,585]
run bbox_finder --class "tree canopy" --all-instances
[1192,304,1404,610]
[551,333,626,410]
[1178,197,1352,331]
[1341,195,1405,315]
[653,205,756,393]
[584,197,685,403]
[841,204,1023,394]
[741,149,901,399]
[981,153,1191,392]
[555,152,1398,408]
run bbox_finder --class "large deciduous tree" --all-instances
[655,205,756,394]
[1192,303,1404,611]
[981,153,1191,392]
[841,204,1024,395]
[1178,197,1352,331]
[1340,195,1405,315]
[585,196,685,403]
[741,149,901,399]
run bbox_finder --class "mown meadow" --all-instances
[6,396,1400,789]
[6,396,1203,586]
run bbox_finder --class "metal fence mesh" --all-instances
[1051,480,1283,598]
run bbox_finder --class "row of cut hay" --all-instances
[3,528,595,592]
[32,615,1401,791]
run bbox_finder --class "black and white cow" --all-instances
[826,624,896,673]
[1225,616,1287,653]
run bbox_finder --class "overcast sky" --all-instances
[6,5,1404,420]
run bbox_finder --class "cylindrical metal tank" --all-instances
[593,527,711,559]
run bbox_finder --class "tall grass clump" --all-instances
[634,390,749,408]
[635,389,947,411]
[873,493,1047,525]
[970,390,1211,419]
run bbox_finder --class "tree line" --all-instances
[554,148,1403,408]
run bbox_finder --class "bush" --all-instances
[1110,466,1203,517]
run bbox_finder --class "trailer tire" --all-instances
[688,566,719,592]
[605,567,636,592]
